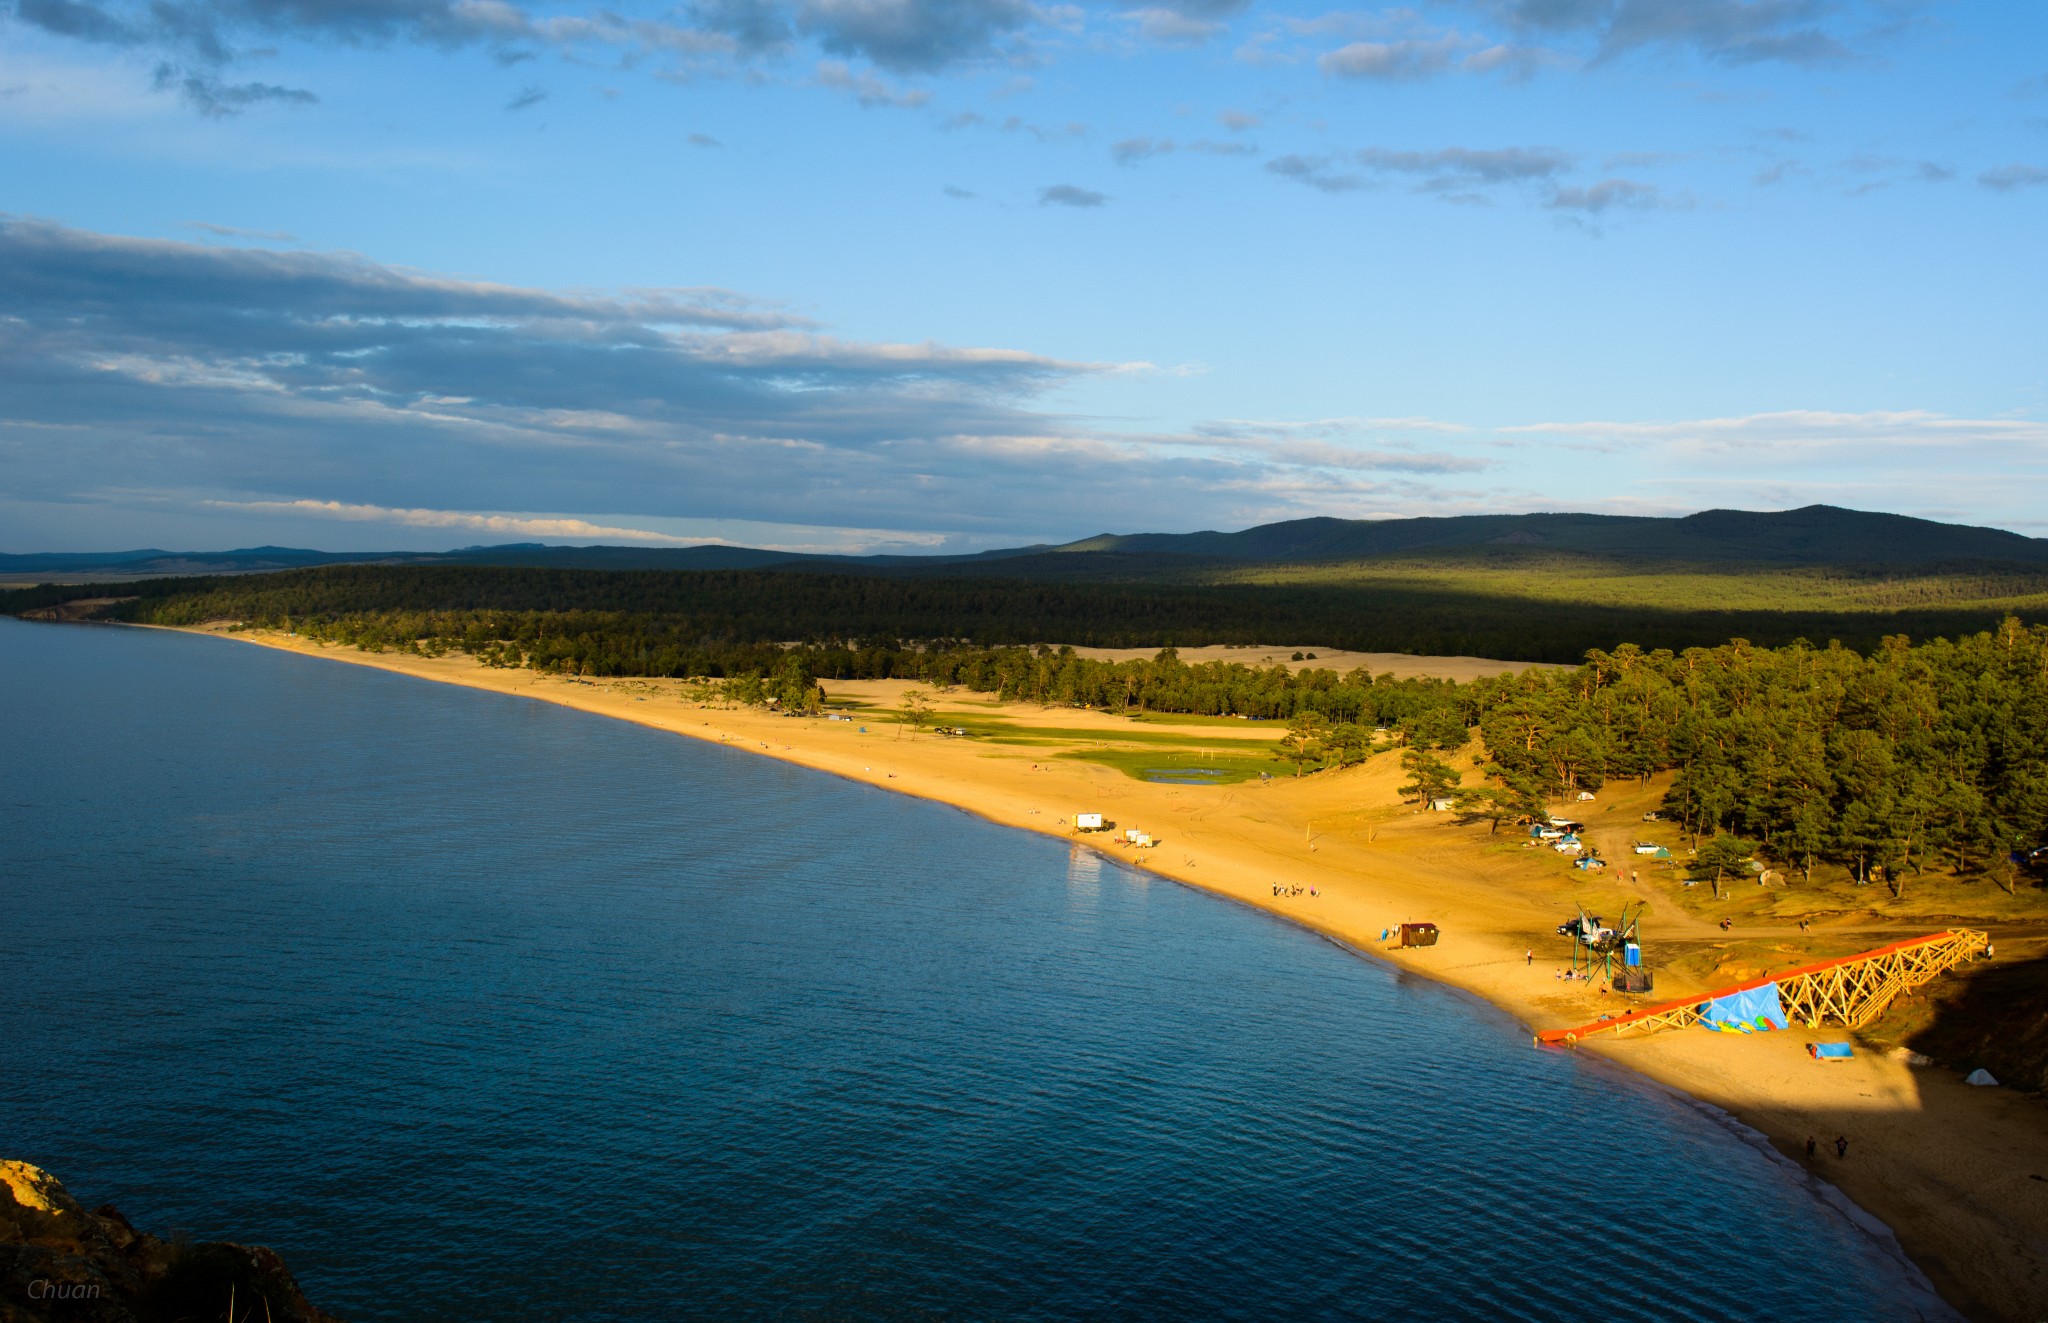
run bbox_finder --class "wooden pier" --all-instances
[1535,929,1989,1046]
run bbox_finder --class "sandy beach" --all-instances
[194,627,2044,1320]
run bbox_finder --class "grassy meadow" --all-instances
[1207,551,2048,617]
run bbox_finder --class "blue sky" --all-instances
[2,0,2044,552]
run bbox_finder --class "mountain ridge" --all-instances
[1044,505,2048,565]
[6,505,2044,580]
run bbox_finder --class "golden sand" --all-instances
[193,628,2046,1319]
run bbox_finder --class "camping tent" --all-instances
[1965,1068,2000,1086]
[1700,983,1786,1033]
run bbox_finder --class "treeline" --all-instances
[1464,626,2048,887]
[10,562,2043,661]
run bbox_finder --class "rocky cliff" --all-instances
[0,1162,340,1323]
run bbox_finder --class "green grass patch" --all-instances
[1214,552,2048,616]
[970,721,1281,748]
[1056,747,1282,784]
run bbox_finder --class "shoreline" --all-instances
[170,626,2042,1319]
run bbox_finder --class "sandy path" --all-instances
[193,630,2044,1320]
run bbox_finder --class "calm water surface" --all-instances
[1,620,1947,1320]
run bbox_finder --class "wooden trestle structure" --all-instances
[1535,929,1988,1047]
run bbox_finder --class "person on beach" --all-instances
[1805,1136,1817,1161]
[1525,949,1533,966]
[1835,1135,1849,1159]
[1719,917,1733,932]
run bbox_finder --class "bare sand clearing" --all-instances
[1065,643,1567,680]
[198,628,2044,1320]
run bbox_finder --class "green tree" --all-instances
[1400,705,1471,751]
[773,653,822,714]
[1274,710,1329,776]
[1693,833,1756,899]
[1327,721,1369,767]
[1398,749,1460,805]
[1452,787,1516,833]
[899,687,934,736]
[1472,762,1549,830]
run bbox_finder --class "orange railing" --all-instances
[1534,929,1987,1046]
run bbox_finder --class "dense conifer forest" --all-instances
[6,562,2043,660]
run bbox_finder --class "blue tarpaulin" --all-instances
[1701,983,1786,1033]
[1809,1042,1854,1060]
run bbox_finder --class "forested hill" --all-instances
[1049,506,2048,566]
[8,505,2046,582]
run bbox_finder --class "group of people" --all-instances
[1805,1135,1851,1160]
[1272,883,1317,898]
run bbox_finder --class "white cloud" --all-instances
[1501,409,2048,452]
[1125,7,1224,47]
[813,59,930,108]
[203,499,711,543]
[1319,34,1471,80]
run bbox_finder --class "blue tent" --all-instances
[1700,983,1787,1033]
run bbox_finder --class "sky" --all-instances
[2,0,2045,554]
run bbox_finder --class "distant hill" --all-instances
[1044,506,2048,566]
[7,505,2045,582]
[0,546,413,577]
[0,543,803,578]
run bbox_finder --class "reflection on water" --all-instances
[0,619,1954,1323]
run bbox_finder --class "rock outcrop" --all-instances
[0,1161,340,1323]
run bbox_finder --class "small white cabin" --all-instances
[1075,812,1104,831]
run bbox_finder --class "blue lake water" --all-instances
[0,619,1948,1321]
